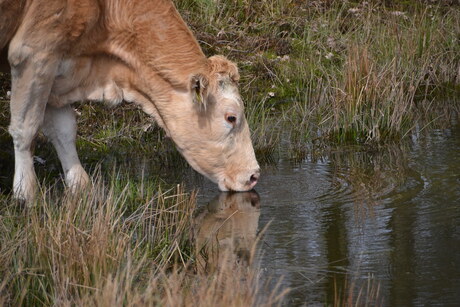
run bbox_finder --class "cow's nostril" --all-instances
[249,173,259,184]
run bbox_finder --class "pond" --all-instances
[1,120,459,306]
[193,124,460,306]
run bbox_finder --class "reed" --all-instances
[1,1,458,164]
[0,172,286,306]
[0,2,459,303]
[176,0,459,147]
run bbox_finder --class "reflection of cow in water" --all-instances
[193,191,261,273]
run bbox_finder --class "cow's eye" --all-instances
[225,114,237,126]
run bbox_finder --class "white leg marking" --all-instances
[11,135,37,203]
[8,45,60,202]
[42,105,89,193]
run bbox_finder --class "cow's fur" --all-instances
[0,0,259,202]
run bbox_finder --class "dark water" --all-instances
[1,116,459,305]
[194,126,460,306]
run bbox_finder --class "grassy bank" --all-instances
[1,1,459,165]
[0,0,459,305]
[178,0,459,151]
[0,174,286,306]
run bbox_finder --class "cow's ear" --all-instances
[191,74,208,107]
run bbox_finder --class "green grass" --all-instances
[1,1,458,163]
[0,1,459,305]
[177,0,459,151]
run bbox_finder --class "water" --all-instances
[1,119,459,305]
[194,126,460,306]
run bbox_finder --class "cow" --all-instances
[0,0,260,203]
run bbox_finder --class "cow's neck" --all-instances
[94,0,208,140]
[103,0,207,91]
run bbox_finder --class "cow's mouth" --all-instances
[218,176,258,192]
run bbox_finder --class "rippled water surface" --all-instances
[195,126,460,306]
[1,118,459,306]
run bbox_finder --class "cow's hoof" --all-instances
[13,181,37,207]
[66,166,90,193]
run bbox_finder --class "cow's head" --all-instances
[165,56,259,191]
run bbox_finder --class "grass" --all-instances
[0,0,459,305]
[331,273,383,307]
[177,0,459,151]
[0,172,287,306]
[1,1,458,163]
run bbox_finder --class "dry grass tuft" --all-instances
[0,174,286,306]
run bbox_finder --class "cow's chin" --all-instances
[180,155,255,191]
[217,180,230,192]
[217,177,255,192]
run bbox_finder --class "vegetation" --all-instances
[0,173,286,306]
[1,1,459,165]
[178,0,459,152]
[0,0,459,305]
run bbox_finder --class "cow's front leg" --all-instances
[8,47,60,203]
[42,105,89,193]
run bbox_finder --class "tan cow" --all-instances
[0,0,260,202]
